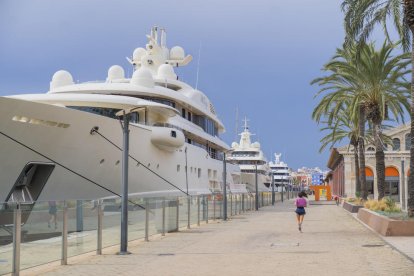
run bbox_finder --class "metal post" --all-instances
[230,194,233,216]
[185,147,190,229]
[197,196,200,226]
[97,202,103,255]
[76,200,83,232]
[281,177,284,203]
[223,152,228,220]
[162,199,166,236]
[145,199,149,241]
[255,164,259,210]
[12,204,21,276]
[401,159,406,210]
[176,198,179,231]
[187,196,191,229]
[119,112,130,255]
[271,173,275,205]
[206,196,209,223]
[213,195,216,221]
[242,194,245,212]
[61,201,68,265]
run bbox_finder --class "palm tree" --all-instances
[312,45,369,199]
[341,0,414,214]
[317,108,362,196]
[358,43,410,199]
[312,42,410,200]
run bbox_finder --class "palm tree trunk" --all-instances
[358,105,367,200]
[373,123,385,199]
[353,144,361,196]
[409,34,414,216]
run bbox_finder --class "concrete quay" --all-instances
[22,199,414,276]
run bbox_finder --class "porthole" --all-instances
[100,159,105,164]
[115,160,120,166]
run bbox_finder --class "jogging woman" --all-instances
[294,191,308,232]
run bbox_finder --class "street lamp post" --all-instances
[223,152,228,220]
[271,171,275,205]
[118,110,131,255]
[255,163,259,211]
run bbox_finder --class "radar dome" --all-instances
[131,67,154,88]
[252,142,261,149]
[231,142,239,148]
[157,64,177,80]
[107,65,125,81]
[50,70,74,90]
[133,47,147,62]
[170,46,185,60]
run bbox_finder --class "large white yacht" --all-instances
[268,153,291,192]
[0,27,241,205]
[227,119,270,192]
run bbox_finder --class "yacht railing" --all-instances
[0,191,283,275]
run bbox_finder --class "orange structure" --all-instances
[309,185,332,201]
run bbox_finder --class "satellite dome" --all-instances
[231,142,239,148]
[252,142,260,148]
[170,46,185,60]
[50,70,74,90]
[131,67,154,88]
[157,64,177,79]
[133,47,147,62]
[107,65,125,81]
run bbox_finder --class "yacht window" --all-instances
[68,106,139,123]
[187,111,192,122]
[182,108,186,118]
[138,96,176,108]
[198,168,201,178]
[171,130,176,138]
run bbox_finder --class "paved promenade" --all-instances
[24,199,414,276]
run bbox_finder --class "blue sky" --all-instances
[0,0,348,169]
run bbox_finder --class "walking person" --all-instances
[294,191,308,232]
[48,200,58,230]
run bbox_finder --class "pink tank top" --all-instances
[295,198,307,207]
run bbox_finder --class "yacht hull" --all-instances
[0,97,238,201]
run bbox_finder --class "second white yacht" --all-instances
[227,119,270,192]
[269,153,291,192]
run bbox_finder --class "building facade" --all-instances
[327,124,410,211]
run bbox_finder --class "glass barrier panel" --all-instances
[0,204,16,275]
[66,200,98,258]
[147,198,158,237]
[179,196,188,229]
[101,198,121,248]
[190,196,199,226]
[127,197,146,242]
[19,201,62,271]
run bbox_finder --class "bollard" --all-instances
[97,202,103,255]
[162,199,166,236]
[242,194,245,213]
[62,201,68,265]
[12,204,21,276]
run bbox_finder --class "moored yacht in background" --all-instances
[269,153,291,192]
[0,27,241,207]
[227,119,270,192]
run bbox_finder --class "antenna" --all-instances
[195,41,202,90]
[235,107,239,142]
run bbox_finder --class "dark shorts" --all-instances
[295,207,306,215]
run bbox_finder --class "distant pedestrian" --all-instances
[48,201,58,229]
[294,191,308,232]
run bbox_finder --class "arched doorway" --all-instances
[385,167,399,202]
[365,167,374,198]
